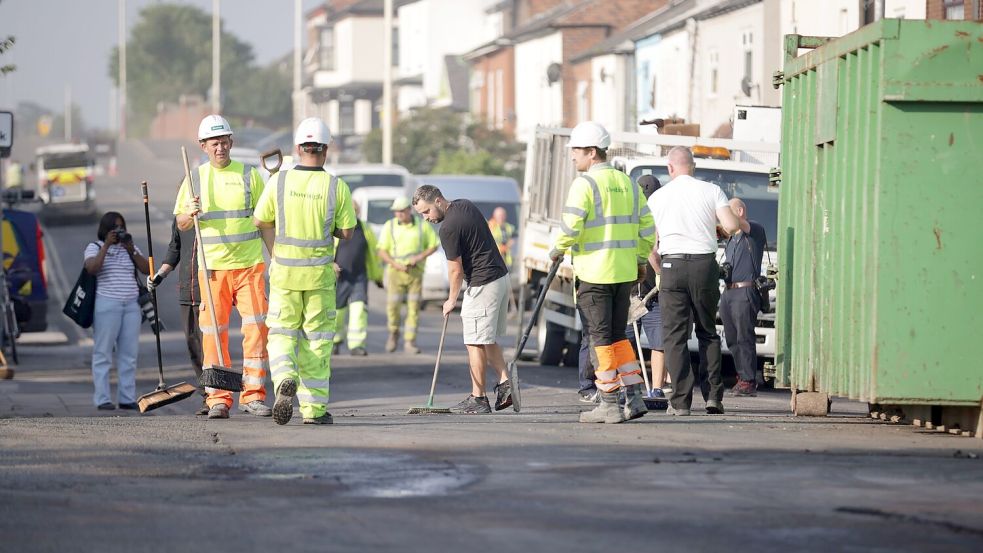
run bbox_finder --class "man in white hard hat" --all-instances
[172,115,272,420]
[550,121,655,424]
[254,117,356,425]
[376,196,439,354]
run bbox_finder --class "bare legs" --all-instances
[465,342,509,397]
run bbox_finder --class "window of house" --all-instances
[391,22,400,67]
[339,99,355,135]
[495,70,504,129]
[319,26,335,71]
[742,31,754,93]
[944,0,965,19]
[576,81,589,122]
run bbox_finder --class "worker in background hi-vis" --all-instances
[487,206,515,267]
[332,199,383,356]
[550,121,656,424]
[253,117,356,426]
[174,115,271,420]
[376,197,439,354]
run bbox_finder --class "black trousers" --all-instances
[179,303,206,397]
[659,254,723,409]
[720,287,760,383]
[576,281,632,349]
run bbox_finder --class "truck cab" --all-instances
[34,143,98,221]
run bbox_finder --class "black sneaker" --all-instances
[450,394,491,414]
[494,380,513,411]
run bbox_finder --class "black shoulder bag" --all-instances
[62,243,99,328]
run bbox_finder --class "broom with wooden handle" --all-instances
[181,147,242,391]
[137,180,197,412]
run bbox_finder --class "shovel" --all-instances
[261,148,283,175]
[137,180,197,413]
[181,147,242,392]
[507,257,563,413]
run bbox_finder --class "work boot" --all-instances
[350,347,367,356]
[332,343,341,355]
[623,384,648,421]
[579,391,625,424]
[303,412,334,425]
[239,400,272,417]
[195,400,209,416]
[666,404,691,416]
[494,380,513,411]
[404,339,421,354]
[705,399,725,415]
[729,380,758,397]
[385,332,399,353]
[273,378,297,426]
[450,394,492,414]
[207,404,230,419]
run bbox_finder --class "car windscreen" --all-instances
[43,153,91,170]
[338,173,404,192]
[366,199,393,226]
[629,166,778,250]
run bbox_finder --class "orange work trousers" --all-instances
[198,263,269,408]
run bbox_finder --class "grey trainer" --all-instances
[207,403,229,419]
[579,392,625,424]
[239,400,272,417]
[273,378,297,426]
[705,399,725,415]
[666,404,691,416]
[623,384,648,421]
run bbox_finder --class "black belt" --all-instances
[661,253,714,260]
[726,280,755,290]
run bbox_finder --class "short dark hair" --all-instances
[574,146,607,161]
[97,211,125,241]
[412,184,444,206]
[637,174,661,199]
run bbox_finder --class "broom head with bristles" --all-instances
[406,405,452,415]
[199,364,243,392]
[138,382,198,413]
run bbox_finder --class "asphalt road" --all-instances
[1,140,981,552]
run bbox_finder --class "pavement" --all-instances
[1,140,981,552]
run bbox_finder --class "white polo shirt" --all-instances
[648,174,729,255]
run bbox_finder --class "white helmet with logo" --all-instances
[567,121,611,149]
[197,115,233,141]
[294,117,332,145]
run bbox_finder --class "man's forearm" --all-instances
[447,266,463,302]
[260,227,274,256]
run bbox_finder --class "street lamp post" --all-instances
[118,0,126,140]
[382,0,393,165]
[212,0,221,114]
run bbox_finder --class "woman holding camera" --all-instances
[83,212,150,410]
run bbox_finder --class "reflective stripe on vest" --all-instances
[390,218,425,260]
[195,164,255,223]
[273,170,337,267]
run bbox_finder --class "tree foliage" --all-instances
[363,107,524,182]
[108,3,290,136]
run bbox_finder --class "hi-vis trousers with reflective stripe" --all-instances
[577,280,644,393]
[385,266,423,340]
[334,301,367,350]
[199,263,269,408]
[267,286,336,418]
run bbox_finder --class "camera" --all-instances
[114,227,132,243]
[719,261,733,284]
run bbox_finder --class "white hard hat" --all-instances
[294,117,332,145]
[198,115,233,141]
[568,121,611,149]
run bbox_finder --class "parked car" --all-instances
[351,186,404,238]
[2,191,48,332]
[405,175,522,305]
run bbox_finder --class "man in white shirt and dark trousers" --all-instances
[648,147,745,415]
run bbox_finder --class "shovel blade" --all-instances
[508,360,521,412]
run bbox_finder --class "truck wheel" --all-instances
[536,310,564,366]
[561,338,580,367]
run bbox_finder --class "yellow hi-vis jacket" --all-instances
[488,219,515,266]
[552,163,655,284]
[377,216,438,266]
[253,168,356,291]
[174,160,265,270]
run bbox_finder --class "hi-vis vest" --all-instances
[380,216,437,273]
[268,169,352,291]
[178,161,264,270]
[552,166,655,284]
[489,220,514,265]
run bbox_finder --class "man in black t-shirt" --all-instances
[412,184,513,414]
[720,198,767,397]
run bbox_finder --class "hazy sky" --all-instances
[0,0,323,131]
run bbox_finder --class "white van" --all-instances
[405,175,522,305]
[351,186,403,238]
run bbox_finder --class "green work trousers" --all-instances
[385,267,423,341]
[334,300,368,350]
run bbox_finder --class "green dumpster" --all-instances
[774,19,983,437]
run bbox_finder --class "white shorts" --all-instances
[460,274,509,345]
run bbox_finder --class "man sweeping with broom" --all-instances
[174,115,272,420]
[254,117,356,425]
